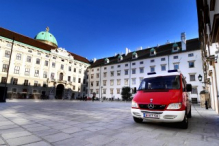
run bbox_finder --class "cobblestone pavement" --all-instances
[0,99,219,146]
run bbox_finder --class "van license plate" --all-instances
[144,113,160,119]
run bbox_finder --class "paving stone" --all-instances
[43,133,72,143]
[0,137,5,145]
[23,141,52,146]
[32,129,60,137]
[6,135,41,146]
[2,131,32,140]
[61,127,82,134]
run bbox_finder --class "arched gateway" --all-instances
[56,84,64,99]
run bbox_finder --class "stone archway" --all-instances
[56,84,64,99]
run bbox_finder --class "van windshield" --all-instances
[138,75,180,90]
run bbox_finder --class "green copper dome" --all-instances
[34,27,58,47]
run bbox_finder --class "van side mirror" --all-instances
[133,87,137,94]
[186,84,192,92]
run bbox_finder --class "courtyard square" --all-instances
[0,100,219,146]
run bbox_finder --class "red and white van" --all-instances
[131,70,192,129]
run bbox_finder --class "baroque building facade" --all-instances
[196,0,219,113]
[0,27,90,99]
[88,33,204,102]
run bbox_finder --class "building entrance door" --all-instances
[56,84,64,99]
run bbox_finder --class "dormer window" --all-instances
[132,52,138,59]
[150,48,156,56]
[118,55,123,62]
[104,58,109,64]
[172,43,179,52]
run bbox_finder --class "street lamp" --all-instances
[198,74,202,82]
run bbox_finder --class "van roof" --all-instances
[145,71,181,78]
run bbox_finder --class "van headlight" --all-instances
[131,101,139,108]
[167,103,182,109]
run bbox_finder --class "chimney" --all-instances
[181,32,186,51]
[93,58,96,63]
[125,48,129,55]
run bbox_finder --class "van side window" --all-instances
[139,80,146,90]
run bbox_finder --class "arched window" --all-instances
[59,73,63,81]
[172,43,179,52]
[132,52,138,59]
[104,58,109,64]
[150,48,156,56]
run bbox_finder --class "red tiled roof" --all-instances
[0,27,89,64]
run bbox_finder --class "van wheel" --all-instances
[133,117,143,123]
[180,114,188,129]
[188,107,192,118]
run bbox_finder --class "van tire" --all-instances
[180,114,188,129]
[188,107,192,118]
[133,117,143,123]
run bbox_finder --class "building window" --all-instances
[43,71,47,78]
[2,64,8,72]
[140,61,144,64]
[110,88,113,94]
[188,53,194,57]
[118,55,123,62]
[161,58,165,61]
[150,48,156,56]
[96,73,99,78]
[125,70,128,75]
[139,68,144,73]
[61,64,64,70]
[103,80,107,86]
[172,43,179,52]
[78,78,81,83]
[173,56,178,59]
[132,63,136,65]
[26,56,31,62]
[111,71,114,77]
[96,81,99,86]
[117,65,120,68]
[161,65,166,71]
[34,70,39,77]
[117,70,121,76]
[96,89,99,94]
[59,73,63,81]
[124,79,128,85]
[25,68,30,75]
[51,73,55,80]
[104,58,109,64]
[74,68,76,72]
[104,67,107,70]
[110,80,114,86]
[45,61,49,66]
[117,79,121,85]
[132,52,138,59]
[117,88,120,94]
[79,69,82,74]
[24,80,28,86]
[139,77,144,82]
[37,52,41,55]
[5,50,11,58]
[73,77,76,82]
[173,63,179,70]
[16,53,21,60]
[192,87,198,94]
[103,89,106,94]
[103,72,107,77]
[132,78,136,85]
[69,67,71,71]
[150,66,155,72]
[190,74,196,81]
[28,50,32,53]
[14,66,20,74]
[91,81,93,87]
[1,77,7,84]
[125,64,128,67]
[188,61,195,68]
[36,58,40,64]
[111,66,114,69]
[12,88,17,93]
[34,81,38,87]
[150,59,154,63]
[51,62,55,68]
[91,74,94,79]
[68,76,71,81]
[132,69,136,74]
[97,68,99,71]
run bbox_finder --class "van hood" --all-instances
[133,90,181,105]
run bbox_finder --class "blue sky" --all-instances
[1,0,198,60]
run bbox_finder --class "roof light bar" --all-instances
[147,72,156,75]
[168,69,178,73]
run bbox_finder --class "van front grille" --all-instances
[139,104,166,110]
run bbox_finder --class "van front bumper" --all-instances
[131,108,185,122]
